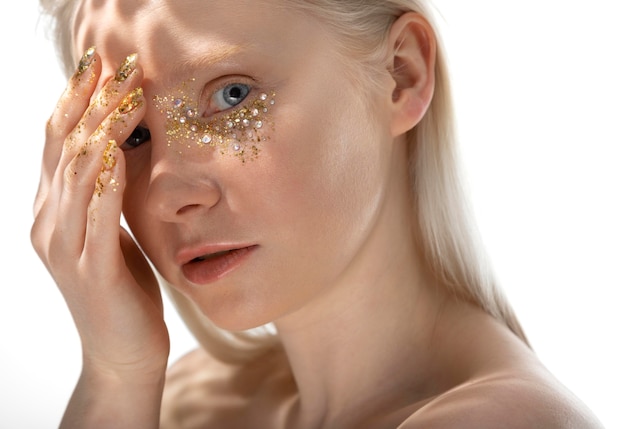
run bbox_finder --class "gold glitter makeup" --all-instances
[76,46,96,76]
[94,177,103,197]
[153,79,276,163]
[115,53,138,82]
[102,140,117,170]
[94,173,119,198]
[95,140,120,197]
[118,88,144,114]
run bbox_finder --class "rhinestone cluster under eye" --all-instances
[153,79,276,163]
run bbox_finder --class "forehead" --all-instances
[72,0,301,78]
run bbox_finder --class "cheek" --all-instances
[262,97,387,248]
[285,93,383,197]
[121,160,153,239]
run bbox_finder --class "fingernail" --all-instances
[118,87,144,114]
[115,53,138,82]
[102,140,117,170]
[76,46,96,76]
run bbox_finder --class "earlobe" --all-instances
[387,13,437,137]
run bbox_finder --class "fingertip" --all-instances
[75,47,97,76]
[48,48,102,139]
[69,47,101,95]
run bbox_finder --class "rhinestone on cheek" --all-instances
[153,81,276,163]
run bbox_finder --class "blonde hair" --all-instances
[39,0,529,363]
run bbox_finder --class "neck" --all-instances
[273,171,451,427]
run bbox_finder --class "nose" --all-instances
[143,147,222,223]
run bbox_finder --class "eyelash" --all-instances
[120,81,253,151]
[120,125,151,151]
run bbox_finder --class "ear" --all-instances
[387,12,437,137]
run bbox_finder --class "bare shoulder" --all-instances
[160,346,294,429]
[398,369,604,429]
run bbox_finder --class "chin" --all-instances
[191,291,281,333]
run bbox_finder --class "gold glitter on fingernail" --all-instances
[76,46,96,76]
[102,140,117,170]
[118,88,144,114]
[115,53,137,82]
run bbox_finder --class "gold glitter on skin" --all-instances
[115,53,138,82]
[153,79,276,163]
[109,177,120,192]
[66,84,139,153]
[95,141,120,197]
[94,174,120,198]
[64,54,141,151]
[89,90,140,155]
[102,140,117,170]
[95,175,105,197]
[75,88,141,184]
[64,85,124,152]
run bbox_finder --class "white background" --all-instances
[1,1,624,427]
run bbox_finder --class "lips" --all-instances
[180,245,257,285]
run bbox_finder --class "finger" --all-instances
[83,140,127,275]
[46,47,100,145]
[34,54,144,267]
[62,53,140,157]
[37,47,101,206]
[51,88,146,261]
[36,53,141,217]
[55,54,142,192]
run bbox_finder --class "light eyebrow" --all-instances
[166,44,247,84]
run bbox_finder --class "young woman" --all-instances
[32,0,604,427]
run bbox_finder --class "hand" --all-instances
[31,49,170,383]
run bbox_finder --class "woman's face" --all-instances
[73,0,396,330]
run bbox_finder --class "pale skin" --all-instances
[31,0,604,428]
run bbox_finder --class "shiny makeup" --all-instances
[153,78,276,163]
[94,140,119,198]
[76,46,96,76]
[102,139,118,171]
[118,87,144,115]
[115,53,138,82]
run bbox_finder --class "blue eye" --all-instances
[121,125,151,151]
[212,83,251,111]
